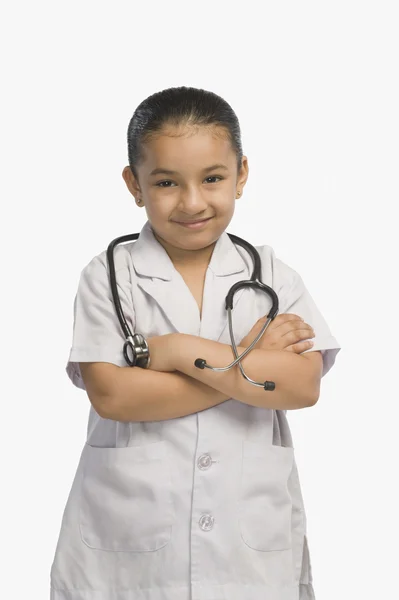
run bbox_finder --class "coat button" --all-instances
[197,453,212,470]
[199,514,214,531]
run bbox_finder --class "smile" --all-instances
[174,217,213,229]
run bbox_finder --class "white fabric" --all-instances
[51,219,341,600]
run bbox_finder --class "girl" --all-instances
[50,86,341,600]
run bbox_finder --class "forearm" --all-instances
[172,334,318,410]
[104,366,231,422]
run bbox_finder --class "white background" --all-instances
[1,1,398,598]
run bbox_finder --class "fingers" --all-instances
[253,313,315,351]
[285,340,314,353]
[274,314,314,336]
[257,313,302,328]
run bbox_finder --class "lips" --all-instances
[175,217,212,224]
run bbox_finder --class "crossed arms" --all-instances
[79,334,323,422]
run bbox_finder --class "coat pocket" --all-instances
[79,440,174,552]
[239,441,294,552]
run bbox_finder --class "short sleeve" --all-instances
[274,256,341,378]
[66,251,136,390]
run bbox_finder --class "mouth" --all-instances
[173,217,213,229]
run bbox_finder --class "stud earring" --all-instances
[237,191,241,197]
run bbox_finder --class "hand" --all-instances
[146,334,178,372]
[238,313,315,354]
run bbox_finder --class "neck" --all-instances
[153,231,216,271]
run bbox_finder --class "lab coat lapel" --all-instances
[130,220,250,340]
[138,275,201,336]
[131,221,201,336]
[199,234,250,344]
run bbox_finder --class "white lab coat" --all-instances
[50,219,341,600]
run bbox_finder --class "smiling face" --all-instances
[122,124,249,267]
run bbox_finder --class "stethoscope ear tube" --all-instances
[194,311,277,390]
[107,234,139,342]
[194,233,280,391]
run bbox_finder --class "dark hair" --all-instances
[127,86,243,182]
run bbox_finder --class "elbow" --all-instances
[305,384,321,407]
[305,393,319,408]
[294,376,320,409]
[79,362,121,419]
[89,392,119,420]
[93,391,139,422]
[292,393,318,410]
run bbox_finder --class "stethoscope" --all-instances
[106,232,279,391]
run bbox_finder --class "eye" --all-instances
[155,180,175,188]
[205,175,223,183]
[155,176,223,188]
[205,176,223,183]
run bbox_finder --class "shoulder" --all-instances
[254,243,301,290]
[80,241,135,282]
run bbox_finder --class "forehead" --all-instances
[140,125,235,171]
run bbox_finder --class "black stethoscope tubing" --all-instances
[106,232,279,391]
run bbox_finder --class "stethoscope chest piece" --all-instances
[123,334,151,368]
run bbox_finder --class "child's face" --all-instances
[122,124,248,262]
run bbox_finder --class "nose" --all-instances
[177,187,209,215]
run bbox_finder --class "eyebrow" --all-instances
[149,163,229,177]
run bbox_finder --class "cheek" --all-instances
[150,186,177,200]
[144,190,174,213]
[220,195,236,216]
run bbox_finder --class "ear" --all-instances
[237,155,249,193]
[122,165,141,197]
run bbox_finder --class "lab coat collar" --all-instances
[131,219,246,280]
[130,220,249,339]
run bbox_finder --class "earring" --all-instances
[237,191,241,197]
